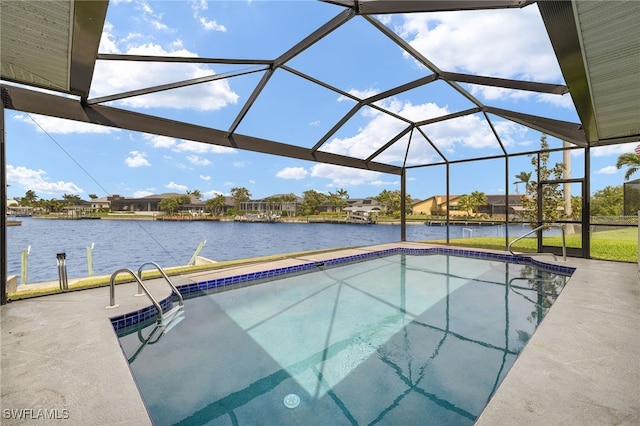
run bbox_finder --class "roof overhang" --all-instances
[538,0,640,146]
[0,0,108,98]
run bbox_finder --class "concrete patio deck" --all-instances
[1,243,638,425]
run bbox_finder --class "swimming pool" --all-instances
[113,248,574,425]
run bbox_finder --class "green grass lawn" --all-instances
[429,227,637,263]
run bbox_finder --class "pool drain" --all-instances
[283,393,300,409]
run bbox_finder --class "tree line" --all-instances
[11,186,413,217]
[151,187,416,217]
[10,190,99,213]
[10,181,627,218]
[10,136,637,218]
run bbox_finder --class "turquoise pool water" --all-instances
[115,250,573,425]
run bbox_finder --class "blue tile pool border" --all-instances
[110,247,576,332]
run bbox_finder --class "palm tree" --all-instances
[336,188,349,200]
[187,189,202,200]
[469,191,487,212]
[514,171,532,194]
[230,187,251,212]
[457,191,487,216]
[616,150,640,180]
[206,194,226,216]
[458,194,473,216]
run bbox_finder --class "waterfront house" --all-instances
[343,199,383,222]
[240,194,303,217]
[90,197,111,212]
[108,193,234,216]
[412,195,464,217]
[413,194,523,218]
[61,200,93,218]
[107,193,202,214]
[177,195,208,216]
[476,194,524,218]
[6,199,32,217]
[316,198,381,214]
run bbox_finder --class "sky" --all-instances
[4,0,638,203]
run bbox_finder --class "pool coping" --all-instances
[1,242,638,425]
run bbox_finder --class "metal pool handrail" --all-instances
[136,261,184,307]
[106,268,164,324]
[508,224,566,261]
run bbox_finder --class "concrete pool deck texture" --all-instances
[1,242,638,425]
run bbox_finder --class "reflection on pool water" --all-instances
[115,249,574,425]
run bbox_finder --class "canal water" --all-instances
[6,217,530,285]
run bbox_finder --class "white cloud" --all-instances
[310,164,384,187]
[492,120,529,147]
[170,39,184,49]
[233,161,250,168]
[200,174,211,181]
[276,167,308,180]
[166,181,189,192]
[420,114,504,150]
[203,189,225,198]
[137,1,153,15]
[136,0,173,33]
[369,179,400,187]
[153,20,171,31]
[149,19,170,32]
[142,134,236,154]
[13,113,116,135]
[143,134,176,149]
[323,95,534,165]
[6,165,83,195]
[401,8,561,80]
[173,140,235,154]
[596,166,618,175]
[399,8,563,102]
[132,190,154,198]
[124,151,151,167]
[592,143,638,157]
[533,92,576,109]
[191,0,227,32]
[321,100,454,164]
[338,88,380,102]
[320,106,410,161]
[93,30,238,110]
[186,155,211,166]
[198,17,226,32]
[192,0,207,11]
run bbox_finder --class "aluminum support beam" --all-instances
[1,96,6,304]
[400,168,406,242]
[1,85,403,175]
[323,0,528,15]
[69,0,109,97]
[88,66,267,105]
[441,72,568,95]
[485,106,587,146]
[97,54,273,66]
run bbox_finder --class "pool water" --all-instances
[116,253,572,425]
